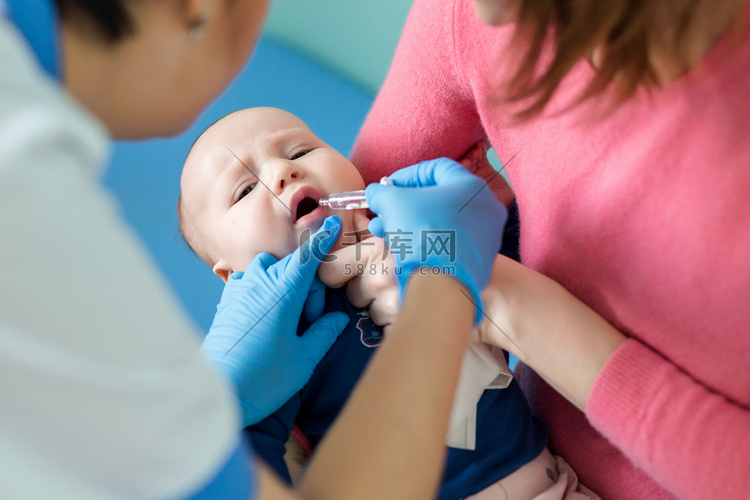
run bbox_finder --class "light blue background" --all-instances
[263,0,413,94]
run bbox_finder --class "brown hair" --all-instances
[505,0,743,120]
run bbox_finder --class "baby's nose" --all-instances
[271,161,303,192]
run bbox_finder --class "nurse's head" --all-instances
[54,0,267,139]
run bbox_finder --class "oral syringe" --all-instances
[318,176,393,210]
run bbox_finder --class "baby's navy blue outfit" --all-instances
[246,203,547,499]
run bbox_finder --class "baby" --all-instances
[179,107,597,500]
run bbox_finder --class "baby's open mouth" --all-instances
[295,197,319,221]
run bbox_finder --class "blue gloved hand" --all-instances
[365,158,508,323]
[302,275,327,323]
[202,216,350,427]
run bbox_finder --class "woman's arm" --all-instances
[478,255,625,410]
[350,0,485,183]
[479,255,750,499]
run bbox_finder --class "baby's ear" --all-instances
[212,261,232,283]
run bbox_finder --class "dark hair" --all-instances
[53,0,135,43]
[505,0,744,120]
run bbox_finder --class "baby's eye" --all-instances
[290,149,311,160]
[237,183,257,201]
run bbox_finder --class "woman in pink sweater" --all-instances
[351,0,750,498]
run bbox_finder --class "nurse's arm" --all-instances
[256,273,475,500]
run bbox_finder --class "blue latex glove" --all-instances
[202,216,350,426]
[302,275,327,323]
[365,158,507,323]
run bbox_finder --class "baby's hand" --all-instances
[459,141,514,207]
[318,235,399,333]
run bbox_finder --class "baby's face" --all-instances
[181,107,367,280]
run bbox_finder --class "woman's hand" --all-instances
[202,216,351,426]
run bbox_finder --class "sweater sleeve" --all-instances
[587,339,750,499]
[350,0,485,184]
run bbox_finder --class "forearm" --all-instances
[480,255,625,410]
[480,256,750,497]
[586,340,750,499]
[298,273,474,500]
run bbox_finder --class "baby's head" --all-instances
[179,107,368,281]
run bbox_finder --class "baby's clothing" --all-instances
[467,452,599,500]
[447,342,514,450]
[246,286,547,500]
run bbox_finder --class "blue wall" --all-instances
[262,0,412,94]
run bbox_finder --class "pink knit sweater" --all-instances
[351,1,750,498]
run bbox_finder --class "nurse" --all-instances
[0,1,506,498]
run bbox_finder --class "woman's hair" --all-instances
[505,0,737,120]
[53,0,135,43]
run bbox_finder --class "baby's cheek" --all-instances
[269,235,303,260]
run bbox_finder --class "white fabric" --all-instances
[0,19,240,499]
[446,343,512,450]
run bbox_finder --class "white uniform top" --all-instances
[0,16,243,499]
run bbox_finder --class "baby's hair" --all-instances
[176,193,213,267]
[176,116,232,267]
